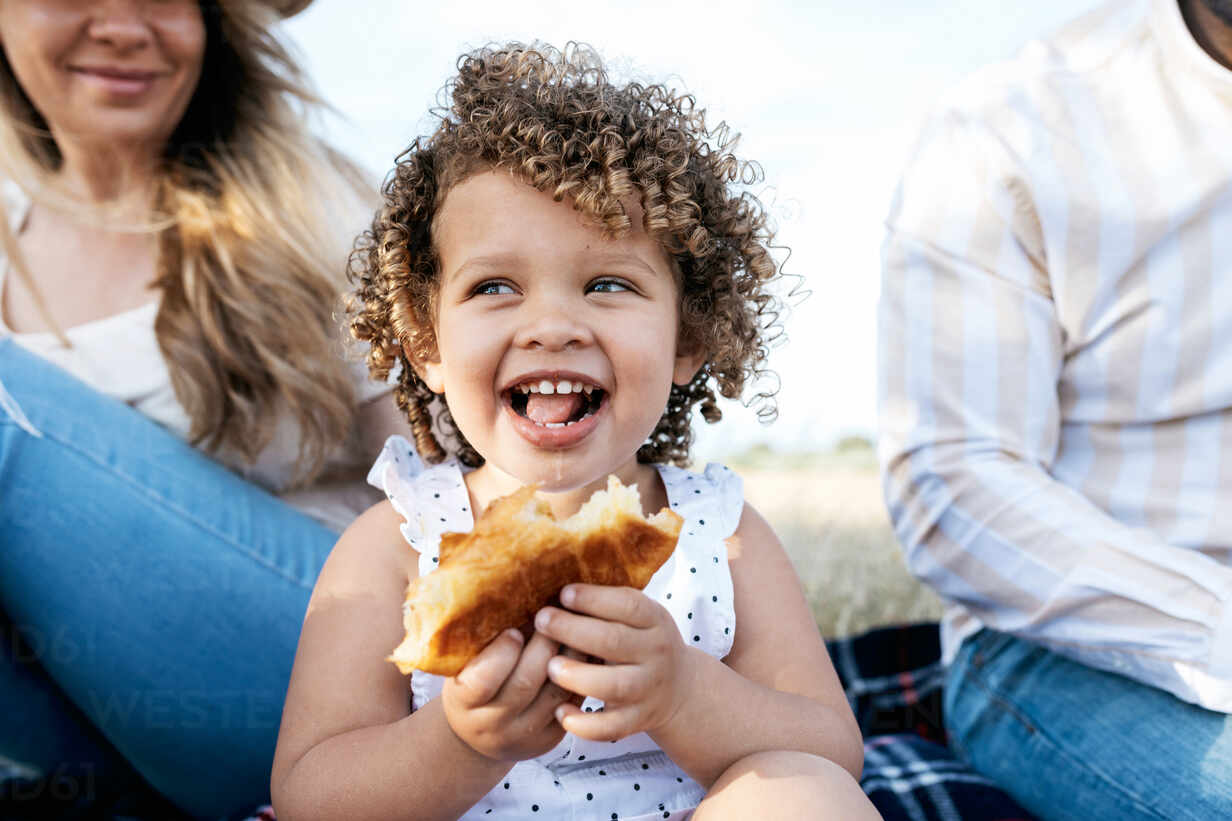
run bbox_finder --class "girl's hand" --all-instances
[536,584,694,742]
[441,628,576,762]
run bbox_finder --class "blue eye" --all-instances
[588,278,630,294]
[474,280,515,296]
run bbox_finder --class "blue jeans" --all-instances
[0,339,338,819]
[945,628,1232,821]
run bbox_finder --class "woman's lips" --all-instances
[503,392,605,449]
[71,67,162,97]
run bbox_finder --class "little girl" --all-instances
[271,43,878,821]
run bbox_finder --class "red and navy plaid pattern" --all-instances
[826,622,948,744]
[1,622,1033,820]
[862,735,1034,821]
[824,623,1035,821]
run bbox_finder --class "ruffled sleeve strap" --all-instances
[701,462,744,539]
[366,435,473,561]
[652,461,744,663]
[660,462,745,541]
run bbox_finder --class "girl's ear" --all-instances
[404,345,446,394]
[672,345,706,387]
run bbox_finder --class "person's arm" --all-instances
[271,499,576,821]
[269,502,511,821]
[879,108,1232,707]
[541,504,864,787]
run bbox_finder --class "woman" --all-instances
[0,1,405,817]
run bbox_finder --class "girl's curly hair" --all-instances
[349,42,782,468]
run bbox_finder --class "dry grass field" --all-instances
[728,446,944,639]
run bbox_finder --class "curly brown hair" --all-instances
[349,42,782,468]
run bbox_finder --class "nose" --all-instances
[87,1,153,52]
[512,294,595,352]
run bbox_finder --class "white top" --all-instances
[0,182,390,531]
[367,435,745,821]
[879,0,1232,711]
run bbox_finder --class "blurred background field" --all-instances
[720,438,944,639]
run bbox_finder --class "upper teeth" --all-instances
[513,379,596,395]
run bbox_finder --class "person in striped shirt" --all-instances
[879,0,1232,818]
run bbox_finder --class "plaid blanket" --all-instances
[1,622,1033,820]
[827,623,1036,821]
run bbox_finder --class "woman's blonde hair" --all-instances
[0,0,366,485]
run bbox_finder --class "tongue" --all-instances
[525,392,584,424]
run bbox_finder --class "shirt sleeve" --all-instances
[878,108,1232,711]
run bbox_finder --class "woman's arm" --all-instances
[269,502,511,821]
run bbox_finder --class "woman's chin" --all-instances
[58,104,184,154]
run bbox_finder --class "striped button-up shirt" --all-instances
[878,0,1232,711]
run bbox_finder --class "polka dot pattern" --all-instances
[369,439,740,820]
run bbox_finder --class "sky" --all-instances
[281,0,1104,460]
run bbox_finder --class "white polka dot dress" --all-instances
[367,435,745,821]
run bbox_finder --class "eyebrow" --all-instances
[445,254,525,284]
[584,251,663,275]
[447,250,664,282]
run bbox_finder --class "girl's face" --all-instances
[0,0,206,152]
[421,170,704,494]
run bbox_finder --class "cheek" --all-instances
[616,313,680,400]
[435,317,498,396]
[2,22,67,104]
[165,17,207,72]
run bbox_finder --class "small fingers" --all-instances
[450,629,526,707]
[554,702,643,742]
[493,630,560,707]
[547,655,648,705]
[520,675,577,732]
[535,607,642,663]
[560,584,661,628]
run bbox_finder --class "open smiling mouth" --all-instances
[507,379,606,428]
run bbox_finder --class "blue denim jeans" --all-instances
[0,339,338,819]
[945,628,1232,821]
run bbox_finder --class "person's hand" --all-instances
[536,584,694,742]
[441,628,577,762]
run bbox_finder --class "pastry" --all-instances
[390,476,683,676]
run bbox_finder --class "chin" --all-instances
[492,452,608,495]
[516,463,595,493]
[66,111,177,147]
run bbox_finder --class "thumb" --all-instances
[449,628,524,707]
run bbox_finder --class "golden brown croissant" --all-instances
[389,476,683,676]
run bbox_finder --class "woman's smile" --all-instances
[69,64,167,98]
